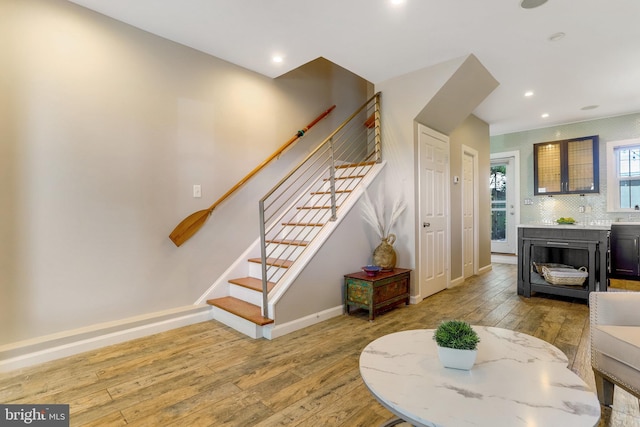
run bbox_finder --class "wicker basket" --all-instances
[541,266,588,286]
[532,262,572,275]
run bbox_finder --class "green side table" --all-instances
[344,268,411,321]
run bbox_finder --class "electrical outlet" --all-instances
[193,184,201,198]
[524,198,533,205]
[579,205,585,213]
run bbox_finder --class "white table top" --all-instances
[359,327,601,427]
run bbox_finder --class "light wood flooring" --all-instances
[2,263,639,426]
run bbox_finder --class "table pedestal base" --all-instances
[380,416,412,427]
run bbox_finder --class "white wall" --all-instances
[374,57,467,294]
[374,55,494,294]
[0,0,369,345]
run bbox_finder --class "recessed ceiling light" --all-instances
[520,0,547,9]
[390,0,405,5]
[272,55,283,63]
[581,105,599,111]
[541,113,550,118]
[524,91,534,97]
[549,32,566,42]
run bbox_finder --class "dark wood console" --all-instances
[517,226,609,301]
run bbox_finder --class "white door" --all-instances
[418,125,449,298]
[490,155,517,254]
[462,148,478,278]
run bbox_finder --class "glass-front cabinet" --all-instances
[533,135,599,195]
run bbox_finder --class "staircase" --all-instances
[203,93,381,338]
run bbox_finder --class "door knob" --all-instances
[423,222,430,228]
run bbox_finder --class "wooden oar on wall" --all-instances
[169,105,336,247]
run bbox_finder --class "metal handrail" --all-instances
[259,92,381,318]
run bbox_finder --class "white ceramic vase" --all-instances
[436,346,478,370]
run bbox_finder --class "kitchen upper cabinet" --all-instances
[533,135,599,195]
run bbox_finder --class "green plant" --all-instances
[433,320,480,350]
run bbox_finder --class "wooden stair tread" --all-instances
[248,257,293,268]
[265,239,309,246]
[297,205,338,210]
[282,222,324,227]
[229,277,275,292]
[324,174,366,181]
[335,161,376,168]
[207,296,273,326]
[310,190,351,195]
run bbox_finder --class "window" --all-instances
[607,138,640,211]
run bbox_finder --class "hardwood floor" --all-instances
[2,263,639,426]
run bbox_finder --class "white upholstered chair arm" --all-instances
[590,291,640,326]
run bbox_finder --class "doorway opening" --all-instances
[490,151,520,264]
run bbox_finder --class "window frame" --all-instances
[533,135,599,195]
[606,138,640,212]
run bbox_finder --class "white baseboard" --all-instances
[449,276,465,288]
[264,305,344,340]
[478,264,493,274]
[491,254,517,265]
[0,305,212,372]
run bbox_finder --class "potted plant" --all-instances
[433,320,480,370]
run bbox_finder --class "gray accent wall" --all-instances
[491,113,640,225]
[450,116,492,279]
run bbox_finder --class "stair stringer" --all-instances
[195,161,386,338]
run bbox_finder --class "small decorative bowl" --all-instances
[362,265,382,277]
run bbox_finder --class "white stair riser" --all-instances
[265,243,306,260]
[211,306,263,339]
[306,192,350,206]
[293,206,333,223]
[249,262,287,282]
[229,284,263,307]
[279,225,322,240]
[320,178,362,193]
[336,165,371,177]
[294,208,333,223]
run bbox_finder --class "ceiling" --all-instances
[67,0,640,136]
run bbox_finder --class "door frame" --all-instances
[490,151,521,255]
[415,124,450,302]
[462,145,479,277]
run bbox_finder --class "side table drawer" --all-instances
[345,278,371,305]
[373,275,409,304]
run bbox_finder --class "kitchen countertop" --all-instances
[518,223,612,230]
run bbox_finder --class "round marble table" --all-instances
[359,327,601,427]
